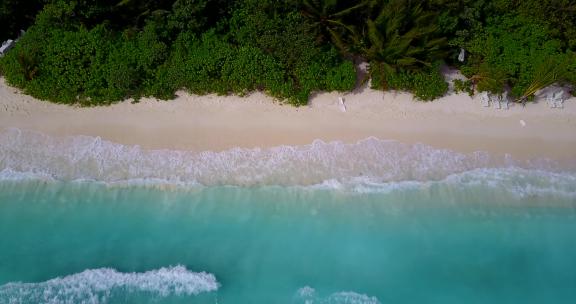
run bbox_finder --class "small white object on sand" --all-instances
[338,97,347,112]
[520,120,526,127]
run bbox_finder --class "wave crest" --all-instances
[1,128,575,198]
[0,266,218,304]
[296,286,381,304]
[307,167,576,198]
[0,128,515,186]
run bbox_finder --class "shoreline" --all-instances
[1,78,576,162]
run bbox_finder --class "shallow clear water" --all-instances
[1,180,576,303]
[1,129,576,303]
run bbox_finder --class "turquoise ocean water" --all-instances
[1,128,576,303]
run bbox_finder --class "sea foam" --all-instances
[0,266,218,304]
[296,286,381,304]
[308,167,576,199]
[0,128,574,193]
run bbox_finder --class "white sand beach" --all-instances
[1,78,575,162]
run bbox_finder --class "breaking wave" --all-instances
[1,128,575,198]
[0,266,218,304]
[306,167,576,199]
[296,286,381,304]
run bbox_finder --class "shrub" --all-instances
[221,46,284,95]
[324,61,357,92]
[462,15,571,100]
[14,26,106,103]
[179,31,234,95]
[453,79,474,96]
[410,68,449,101]
[371,62,448,101]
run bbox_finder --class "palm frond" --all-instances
[367,19,383,48]
[331,1,370,18]
[516,56,573,102]
[328,27,348,52]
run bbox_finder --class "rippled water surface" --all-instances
[2,181,576,303]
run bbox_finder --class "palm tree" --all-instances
[469,63,508,95]
[515,54,574,103]
[355,0,448,88]
[299,0,370,51]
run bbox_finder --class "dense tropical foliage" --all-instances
[0,0,574,106]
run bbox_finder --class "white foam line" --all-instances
[1,128,574,191]
[2,167,576,199]
[295,167,576,199]
[0,265,219,304]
